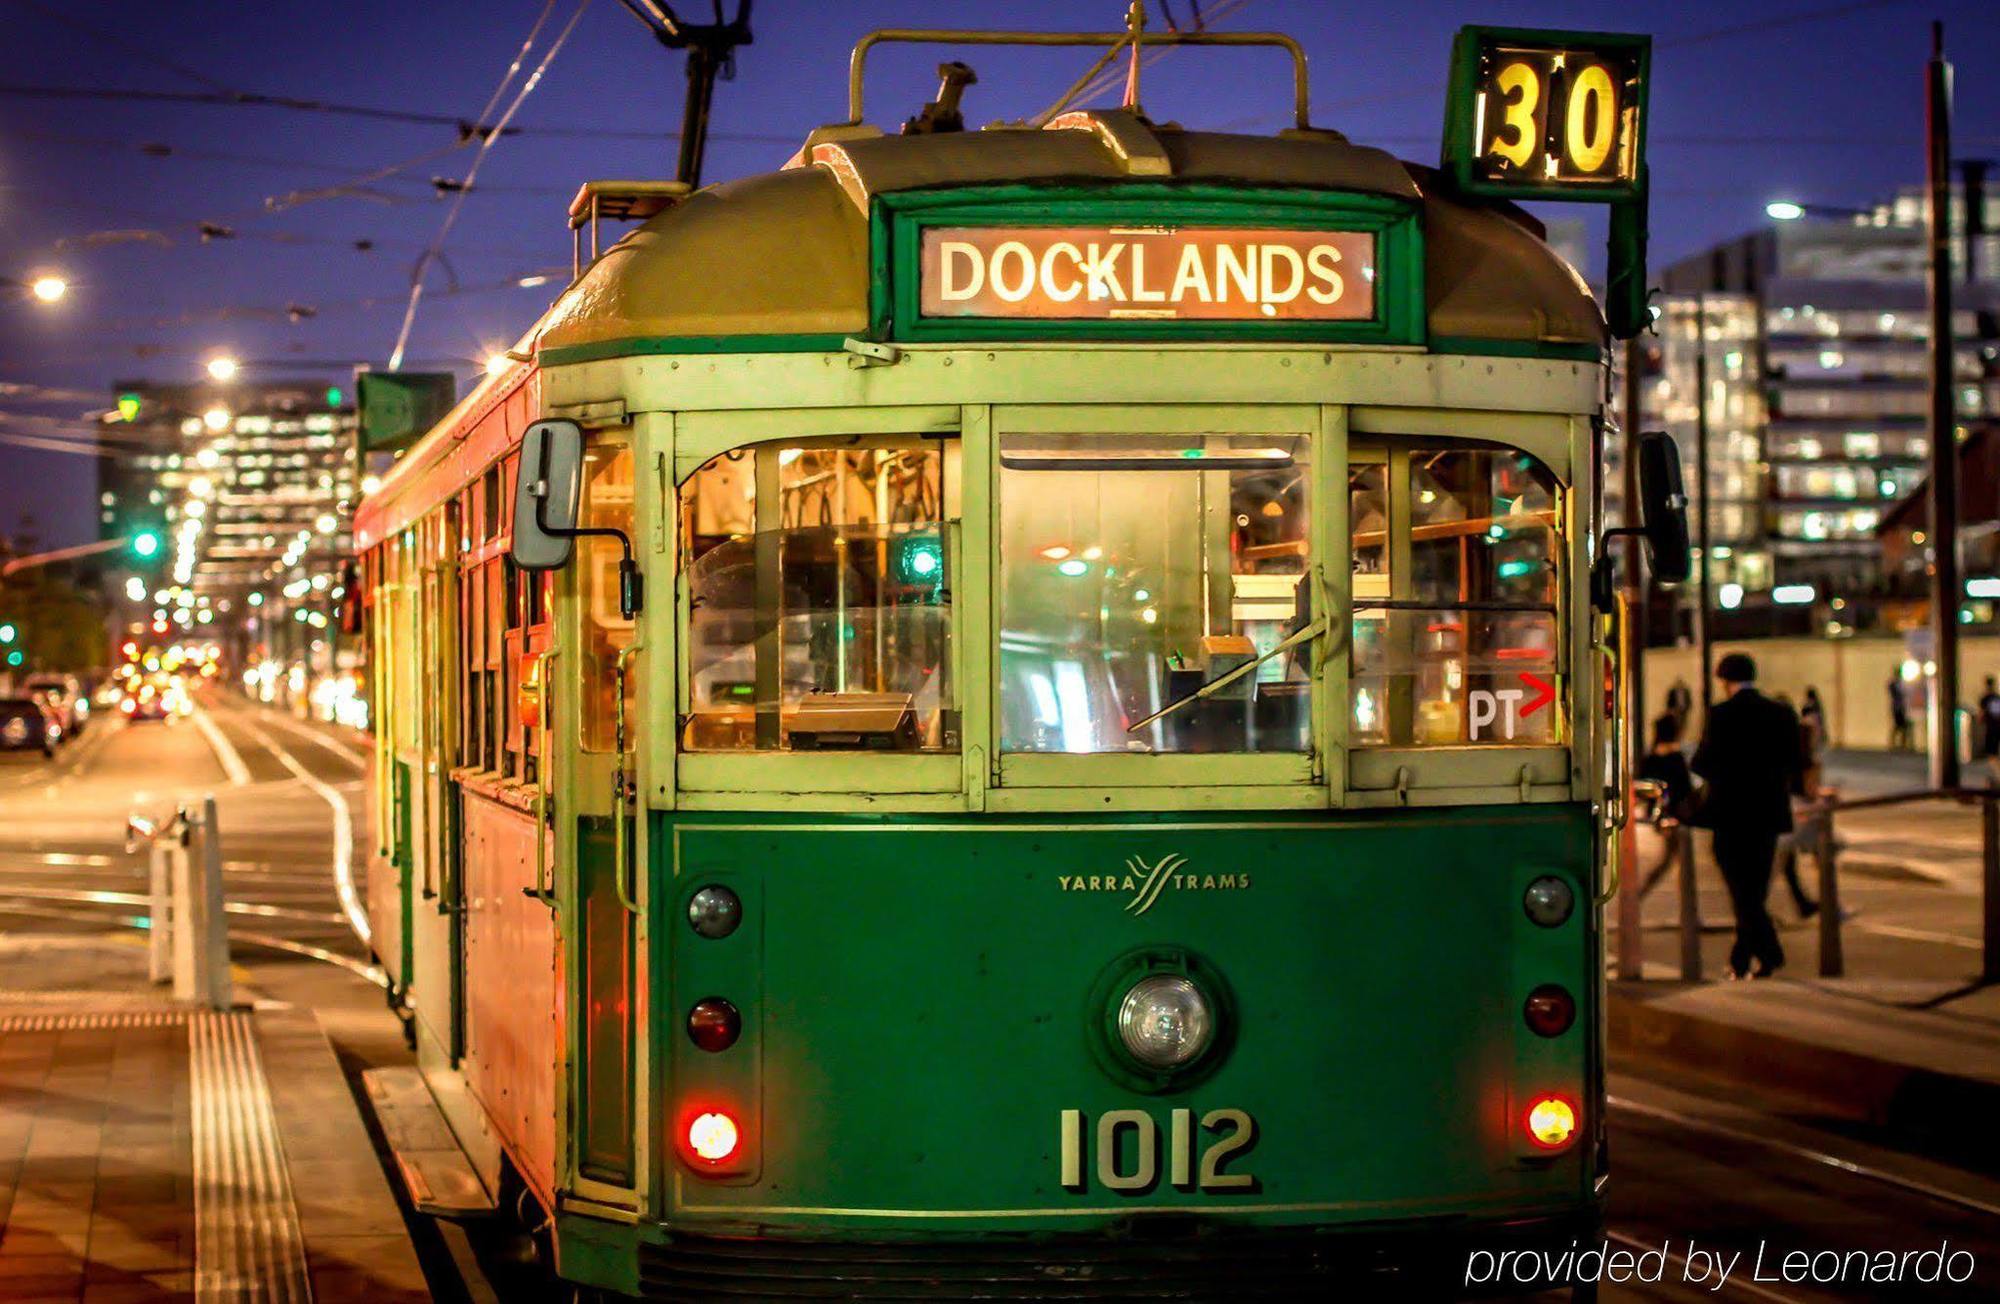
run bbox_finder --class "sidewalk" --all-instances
[1608,749,2000,1159]
[0,937,428,1302]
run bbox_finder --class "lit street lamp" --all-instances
[29,275,67,304]
[1766,199,1871,222]
[206,355,240,382]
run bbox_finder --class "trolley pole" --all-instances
[1617,337,1647,981]
[1693,295,1713,724]
[1927,22,1962,790]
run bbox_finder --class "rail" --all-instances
[1803,786,2000,982]
[844,26,1313,130]
[126,796,233,1009]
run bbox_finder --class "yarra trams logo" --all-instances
[1056,854,1253,917]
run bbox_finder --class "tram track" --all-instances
[1608,1094,2000,1221]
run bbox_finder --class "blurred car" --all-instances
[120,681,171,723]
[22,674,84,739]
[0,697,59,757]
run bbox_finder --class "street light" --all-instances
[483,353,511,377]
[29,275,67,304]
[1766,199,1871,222]
[205,355,240,382]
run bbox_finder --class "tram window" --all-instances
[997,434,1311,755]
[573,439,637,754]
[680,438,959,752]
[1349,446,1563,748]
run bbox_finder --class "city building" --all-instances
[1615,183,2000,634]
[98,379,362,706]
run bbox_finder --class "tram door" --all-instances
[551,429,640,1202]
[410,513,464,1066]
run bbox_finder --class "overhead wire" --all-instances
[388,0,593,370]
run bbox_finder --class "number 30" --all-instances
[1058,1107,1256,1194]
[1487,58,1620,177]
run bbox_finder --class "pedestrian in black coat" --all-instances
[1692,653,1807,978]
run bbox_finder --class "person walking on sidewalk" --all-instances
[1978,675,2000,786]
[1693,653,1807,978]
[1889,676,1913,751]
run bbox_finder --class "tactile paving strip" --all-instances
[190,1009,314,1303]
[0,1009,188,1032]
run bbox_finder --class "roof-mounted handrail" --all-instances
[844,27,1312,132]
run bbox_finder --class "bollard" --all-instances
[147,840,172,985]
[197,796,232,1010]
[1677,826,1702,982]
[170,806,198,1000]
[1816,805,1843,978]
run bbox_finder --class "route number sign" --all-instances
[1442,27,1650,202]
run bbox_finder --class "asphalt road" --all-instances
[4,705,1997,1302]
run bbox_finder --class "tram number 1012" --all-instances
[1058,1107,1257,1194]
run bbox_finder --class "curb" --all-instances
[1606,984,2000,1166]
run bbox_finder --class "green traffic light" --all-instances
[132,531,162,559]
[325,386,344,407]
[5,650,21,668]
[117,392,142,422]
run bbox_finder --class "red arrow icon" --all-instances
[1520,672,1555,718]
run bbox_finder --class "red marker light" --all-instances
[687,1111,739,1163]
[1525,1096,1577,1150]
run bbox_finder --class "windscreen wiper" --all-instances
[1125,617,1327,734]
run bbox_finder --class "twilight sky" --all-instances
[4,0,1997,548]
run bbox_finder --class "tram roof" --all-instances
[531,110,1603,361]
[356,112,1603,548]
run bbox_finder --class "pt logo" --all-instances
[1468,673,1555,741]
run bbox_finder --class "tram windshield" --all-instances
[1350,444,1563,748]
[680,438,958,752]
[998,433,1311,754]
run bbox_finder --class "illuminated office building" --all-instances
[1620,186,2000,626]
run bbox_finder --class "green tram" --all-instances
[352,21,1686,1299]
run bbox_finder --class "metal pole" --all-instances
[1817,805,1844,978]
[1677,826,1702,981]
[1693,295,1713,722]
[1617,339,1648,981]
[1928,22,1963,789]
[1982,795,1999,985]
[1616,591,1643,980]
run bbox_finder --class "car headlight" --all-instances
[1117,974,1214,1070]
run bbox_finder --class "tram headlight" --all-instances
[687,884,742,939]
[1117,974,1214,1070]
[1525,1096,1578,1150]
[1522,876,1574,928]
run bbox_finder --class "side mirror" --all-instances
[511,419,585,571]
[1636,430,1692,584]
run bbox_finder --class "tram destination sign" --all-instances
[917,226,1376,323]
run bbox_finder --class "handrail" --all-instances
[525,646,561,909]
[844,27,1312,130]
[612,644,642,916]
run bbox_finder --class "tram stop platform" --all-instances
[1607,749,2000,1163]
[0,940,428,1302]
